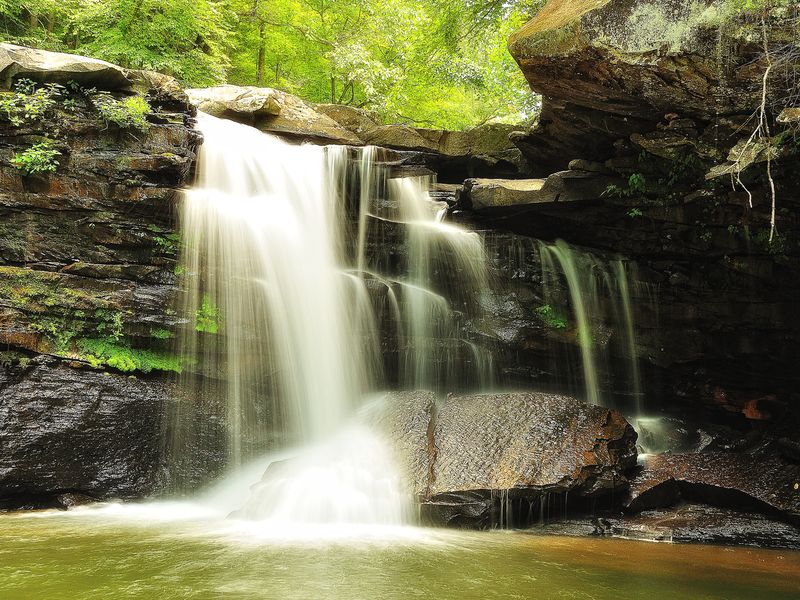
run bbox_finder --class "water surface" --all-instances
[1,504,798,599]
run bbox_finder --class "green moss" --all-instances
[150,328,174,340]
[76,338,183,374]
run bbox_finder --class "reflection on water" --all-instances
[0,506,798,600]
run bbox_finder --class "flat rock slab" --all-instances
[0,43,130,89]
[460,170,616,209]
[627,452,800,523]
[537,505,800,549]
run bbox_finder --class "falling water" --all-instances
[537,240,643,412]
[390,176,492,391]
[171,113,494,523]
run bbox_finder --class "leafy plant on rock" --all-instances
[0,78,57,126]
[11,141,61,175]
[535,304,568,329]
[94,94,151,131]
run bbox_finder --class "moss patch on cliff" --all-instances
[0,266,181,372]
[76,338,183,374]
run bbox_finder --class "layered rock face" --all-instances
[508,0,799,172]
[0,45,204,506]
[454,0,800,428]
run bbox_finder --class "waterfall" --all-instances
[170,113,493,524]
[390,176,492,392]
[537,240,643,413]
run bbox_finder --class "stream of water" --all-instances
[0,507,797,600]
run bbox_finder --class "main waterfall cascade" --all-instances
[171,113,493,523]
[170,113,648,525]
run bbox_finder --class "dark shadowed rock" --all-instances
[0,356,167,502]
[627,452,800,523]
[0,43,130,89]
[0,356,226,508]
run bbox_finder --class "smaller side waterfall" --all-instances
[537,240,644,413]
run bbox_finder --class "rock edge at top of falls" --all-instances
[185,84,531,178]
[507,0,800,173]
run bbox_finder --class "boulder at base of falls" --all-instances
[626,452,800,525]
[186,85,362,145]
[371,391,637,528]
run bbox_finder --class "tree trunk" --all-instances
[256,20,266,85]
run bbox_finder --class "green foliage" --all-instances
[196,294,221,334]
[77,338,183,374]
[753,228,787,255]
[660,153,702,188]
[153,231,181,255]
[603,173,647,199]
[0,79,57,126]
[535,304,568,329]
[94,95,151,131]
[626,208,643,218]
[30,317,78,353]
[11,141,61,175]
[95,309,125,342]
[150,328,174,340]
[1,0,540,129]
[0,351,30,369]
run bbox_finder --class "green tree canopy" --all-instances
[1,0,544,128]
